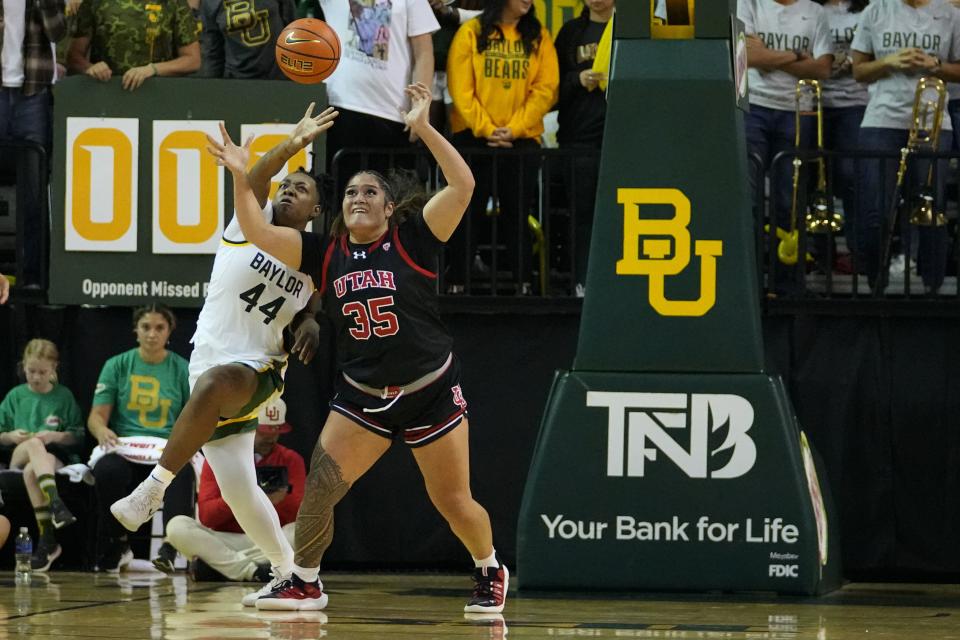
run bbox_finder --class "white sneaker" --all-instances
[110,478,165,532]
[242,568,288,607]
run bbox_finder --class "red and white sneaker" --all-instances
[255,574,329,611]
[464,563,509,613]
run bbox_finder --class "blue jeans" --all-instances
[857,126,949,291]
[745,104,815,232]
[823,105,865,252]
[950,99,960,150]
[0,86,52,285]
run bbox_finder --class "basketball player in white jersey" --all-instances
[110,106,339,606]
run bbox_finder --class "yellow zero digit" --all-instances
[157,130,220,243]
[71,128,133,241]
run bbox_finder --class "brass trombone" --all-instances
[878,76,947,286]
[907,77,947,227]
[778,79,838,265]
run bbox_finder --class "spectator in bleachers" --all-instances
[737,0,832,292]
[87,304,193,572]
[554,0,614,296]
[1,0,65,285]
[162,398,305,581]
[0,274,9,304]
[0,339,83,572]
[66,0,201,91]
[316,0,438,191]
[815,0,869,271]
[199,0,295,79]
[446,0,559,293]
[851,0,960,295]
[428,0,482,133]
[948,1,960,149]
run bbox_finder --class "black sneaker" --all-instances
[464,562,510,613]
[49,498,77,529]
[31,540,62,572]
[252,563,274,583]
[151,542,177,573]
[97,539,133,573]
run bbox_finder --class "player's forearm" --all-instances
[248,138,301,206]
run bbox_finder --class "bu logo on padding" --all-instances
[587,392,756,479]
[616,188,722,316]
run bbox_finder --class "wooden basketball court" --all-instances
[2,571,958,639]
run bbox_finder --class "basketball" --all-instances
[275,18,340,84]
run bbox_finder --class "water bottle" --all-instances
[15,527,32,585]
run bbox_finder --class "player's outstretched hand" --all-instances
[290,103,338,150]
[400,82,432,135]
[206,122,252,175]
[0,272,9,304]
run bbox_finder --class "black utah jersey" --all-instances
[301,212,453,388]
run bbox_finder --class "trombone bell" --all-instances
[908,188,946,227]
[805,190,843,234]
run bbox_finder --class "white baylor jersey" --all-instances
[192,201,316,370]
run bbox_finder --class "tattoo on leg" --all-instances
[294,443,349,568]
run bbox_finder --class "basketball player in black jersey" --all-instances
[208,82,508,614]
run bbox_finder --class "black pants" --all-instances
[92,453,195,543]
[448,132,540,289]
[325,107,417,198]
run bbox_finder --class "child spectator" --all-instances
[0,339,83,572]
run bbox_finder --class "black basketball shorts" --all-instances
[330,354,469,448]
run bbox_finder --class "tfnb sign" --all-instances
[587,392,757,479]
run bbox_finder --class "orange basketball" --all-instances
[275,18,340,84]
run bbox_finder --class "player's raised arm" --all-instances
[403,82,475,242]
[208,123,304,268]
[247,103,338,207]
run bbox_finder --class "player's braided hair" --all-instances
[330,169,430,237]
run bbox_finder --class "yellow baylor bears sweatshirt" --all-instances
[447,19,559,141]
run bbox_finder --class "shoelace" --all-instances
[472,574,495,600]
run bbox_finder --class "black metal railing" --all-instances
[329,146,601,297]
[764,147,959,301]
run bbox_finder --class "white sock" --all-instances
[149,465,176,488]
[294,564,320,583]
[473,549,499,569]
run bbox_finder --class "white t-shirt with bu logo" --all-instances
[738,0,834,111]
[851,0,960,130]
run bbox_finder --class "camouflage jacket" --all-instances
[73,0,200,73]
[0,0,67,95]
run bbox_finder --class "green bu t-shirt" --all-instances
[93,348,190,438]
[0,384,85,462]
[73,0,200,73]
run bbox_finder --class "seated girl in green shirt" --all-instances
[0,338,84,572]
